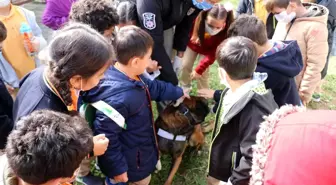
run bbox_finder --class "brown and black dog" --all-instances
[155,96,210,185]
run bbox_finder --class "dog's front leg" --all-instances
[164,144,187,185]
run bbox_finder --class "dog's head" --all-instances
[158,96,210,129]
[181,96,210,124]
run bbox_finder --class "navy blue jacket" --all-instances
[257,41,303,107]
[0,79,13,149]
[81,67,183,182]
[13,67,68,124]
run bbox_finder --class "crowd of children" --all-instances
[0,0,336,185]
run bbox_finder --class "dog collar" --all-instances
[177,104,202,126]
[157,128,187,141]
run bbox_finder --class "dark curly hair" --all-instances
[70,0,119,34]
[47,22,113,106]
[6,110,93,184]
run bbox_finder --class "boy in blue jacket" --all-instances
[82,26,187,185]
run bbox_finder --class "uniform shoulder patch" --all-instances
[142,12,156,30]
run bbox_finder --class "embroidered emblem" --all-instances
[143,12,156,30]
[187,8,195,16]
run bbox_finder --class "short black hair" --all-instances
[6,110,93,184]
[0,21,7,42]
[117,1,138,24]
[216,36,258,80]
[70,0,119,34]
[115,26,154,65]
[227,15,268,45]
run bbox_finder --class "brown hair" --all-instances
[48,23,113,106]
[191,3,234,46]
[216,36,258,80]
[115,26,154,65]
[0,21,7,42]
[227,14,268,45]
[265,0,301,12]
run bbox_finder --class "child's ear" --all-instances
[130,57,139,67]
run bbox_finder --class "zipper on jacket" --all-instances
[139,78,160,157]
[207,90,227,173]
[231,152,237,170]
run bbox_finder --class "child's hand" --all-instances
[5,84,15,94]
[183,89,191,99]
[197,89,215,99]
[93,134,109,156]
[147,60,162,73]
[114,172,128,183]
[191,71,202,80]
[191,36,200,45]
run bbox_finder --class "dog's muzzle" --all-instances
[177,104,205,125]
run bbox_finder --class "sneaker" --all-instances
[312,94,321,102]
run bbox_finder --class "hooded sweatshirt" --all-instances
[257,40,303,107]
[272,3,329,104]
[250,106,336,185]
[209,73,278,184]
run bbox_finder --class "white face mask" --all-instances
[218,68,231,89]
[274,11,296,23]
[0,0,10,7]
[205,24,221,36]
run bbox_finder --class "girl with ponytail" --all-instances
[13,22,113,157]
[180,3,234,90]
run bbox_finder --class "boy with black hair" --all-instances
[82,26,188,185]
[206,36,278,185]
[1,110,94,185]
[70,0,119,39]
[266,0,329,105]
[227,14,303,107]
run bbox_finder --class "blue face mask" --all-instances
[192,0,213,10]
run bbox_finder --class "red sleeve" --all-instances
[195,54,216,75]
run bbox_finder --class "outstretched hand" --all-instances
[147,60,162,73]
[197,89,215,99]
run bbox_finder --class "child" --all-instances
[13,23,111,158]
[236,0,278,38]
[250,106,336,185]
[0,0,47,81]
[81,26,188,185]
[180,3,234,90]
[69,0,119,39]
[226,15,303,107]
[117,0,138,28]
[0,78,13,150]
[1,110,93,185]
[0,20,19,95]
[302,0,336,102]
[266,0,329,105]
[206,36,278,185]
[42,0,76,30]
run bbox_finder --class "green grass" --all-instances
[150,55,336,185]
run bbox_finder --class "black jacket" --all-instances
[136,0,200,85]
[209,88,278,184]
[0,79,13,149]
[236,0,277,39]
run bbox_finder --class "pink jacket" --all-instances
[250,106,336,185]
